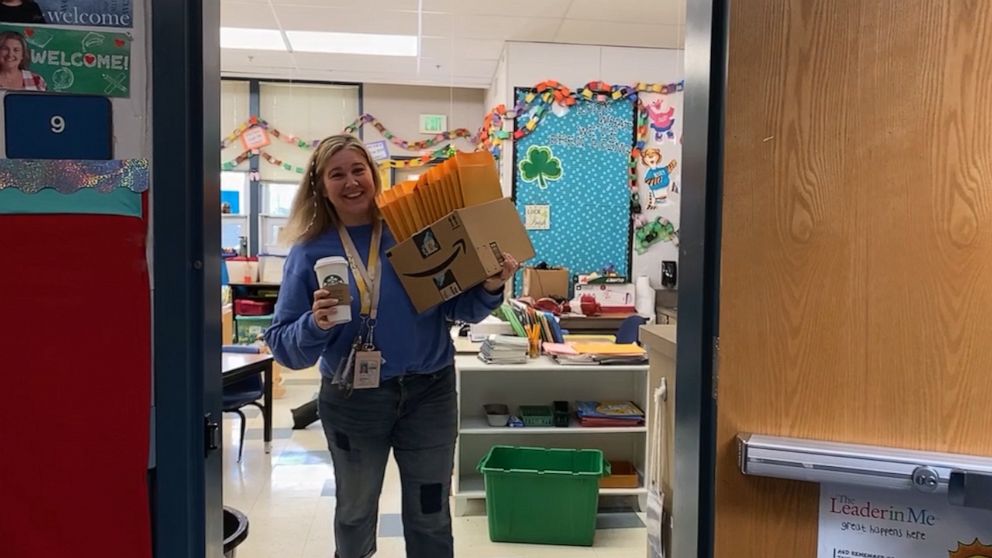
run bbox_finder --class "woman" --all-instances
[0,0,46,24]
[265,135,518,558]
[0,31,46,91]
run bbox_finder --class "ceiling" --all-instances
[220,0,685,88]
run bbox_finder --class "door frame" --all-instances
[676,0,729,556]
[150,0,223,556]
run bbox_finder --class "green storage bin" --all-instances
[518,405,553,427]
[477,445,610,546]
[235,314,273,344]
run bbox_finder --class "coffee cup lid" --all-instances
[314,256,348,270]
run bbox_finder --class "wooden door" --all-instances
[714,1,992,555]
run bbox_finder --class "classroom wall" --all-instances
[362,83,486,157]
[495,41,684,287]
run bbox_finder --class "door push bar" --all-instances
[738,434,992,510]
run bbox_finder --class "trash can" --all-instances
[223,506,249,558]
[477,445,609,546]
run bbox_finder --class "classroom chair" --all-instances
[615,315,650,345]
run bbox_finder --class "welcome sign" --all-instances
[0,1,133,28]
[0,24,131,97]
[819,484,992,558]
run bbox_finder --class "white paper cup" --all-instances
[314,256,352,324]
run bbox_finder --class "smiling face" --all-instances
[321,147,377,225]
[0,37,24,72]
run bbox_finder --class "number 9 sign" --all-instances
[51,115,66,134]
[4,94,112,160]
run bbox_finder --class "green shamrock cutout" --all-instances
[519,145,563,190]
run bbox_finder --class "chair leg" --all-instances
[234,409,247,463]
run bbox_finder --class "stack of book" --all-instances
[478,335,529,365]
[575,401,646,427]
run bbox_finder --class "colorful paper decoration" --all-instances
[219,79,684,196]
[240,125,271,150]
[0,159,149,194]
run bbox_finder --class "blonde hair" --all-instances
[282,134,383,245]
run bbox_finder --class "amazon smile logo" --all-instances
[402,239,467,279]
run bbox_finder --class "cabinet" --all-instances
[453,355,650,516]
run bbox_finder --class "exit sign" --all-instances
[419,114,447,134]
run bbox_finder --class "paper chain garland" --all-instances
[222,115,477,153]
[221,80,685,181]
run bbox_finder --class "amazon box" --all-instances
[522,267,570,300]
[387,198,535,313]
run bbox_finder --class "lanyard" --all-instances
[336,219,383,321]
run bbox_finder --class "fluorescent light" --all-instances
[220,27,287,51]
[285,31,418,57]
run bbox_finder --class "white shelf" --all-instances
[455,354,648,373]
[460,416,646,435]
[457,475,647,499]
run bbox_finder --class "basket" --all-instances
[599,460,640,488]
[478,445,610,546]
[518,405,553,427]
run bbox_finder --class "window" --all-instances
[258,82,360,182]
[259,181,297,255]
[221,171,249,253]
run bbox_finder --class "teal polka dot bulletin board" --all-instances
[513,91,635,296]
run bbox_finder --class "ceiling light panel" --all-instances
[286,31,418,56]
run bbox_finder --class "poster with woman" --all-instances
[0,23,131,96]
[0,0,132,28]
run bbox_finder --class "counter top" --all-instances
[640,324,677,359]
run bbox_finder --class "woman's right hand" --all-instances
[312,289,341,331]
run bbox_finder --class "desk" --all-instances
[222,352,274,453]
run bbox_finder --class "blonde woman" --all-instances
[265,135,518,558]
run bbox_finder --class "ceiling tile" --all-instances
[565,0,683,24]
[555,19,682,48]
[266,0,418,9]
[451,14,562,41]
[275,6,419,34]
[421,0,573,17]
[420,37,503,60]
[221,2,280,28]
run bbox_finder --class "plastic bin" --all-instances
[518,405,553,427]
[477,445,610,546]
[235,314,273,344]
[235,299,274,316]
[223,506,249,557]
[599,460,640,488]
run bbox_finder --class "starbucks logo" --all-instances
[322,274,344,287]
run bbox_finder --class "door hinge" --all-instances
[712,336,720,401]
[205,414,220,456]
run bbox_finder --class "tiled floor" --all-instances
[222,366,648,558]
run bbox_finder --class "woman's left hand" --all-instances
[483,253,521,293]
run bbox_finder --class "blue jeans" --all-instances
[319,367,458,558]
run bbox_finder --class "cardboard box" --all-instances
[387,198,535,313]
[574,282,637,311]
[522,267,570,300]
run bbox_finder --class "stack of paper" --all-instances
[575,401,645,427]
[478,335,529,365]
[376,151,503,242]
[571,342,648,365]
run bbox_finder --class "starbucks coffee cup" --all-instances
[314,256,352,324]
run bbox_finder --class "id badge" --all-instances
[353,351,382,390]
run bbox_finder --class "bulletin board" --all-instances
[513,88,635,294]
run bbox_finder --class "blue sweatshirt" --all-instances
[264,224,504,380]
